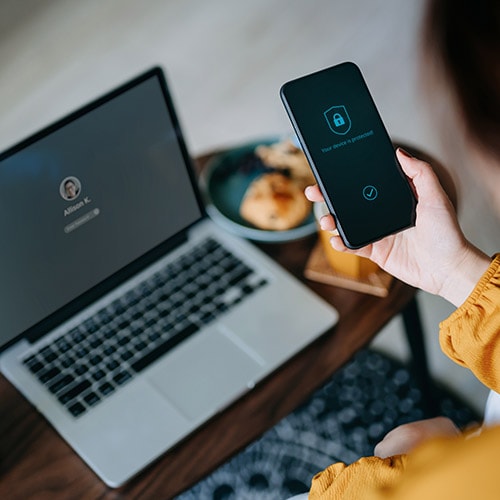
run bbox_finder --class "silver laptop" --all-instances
[0,67,338,487]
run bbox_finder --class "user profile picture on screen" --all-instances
[60,176,81,201]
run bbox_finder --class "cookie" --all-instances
[240,172,311,230]
[255,140,315,189]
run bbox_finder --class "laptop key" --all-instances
[89,354,103,366]
[23,354,37,365]
[26,360,45,374]
[74,363,88,376]
[103,328,116,339]
[88,337,101,349]
[39,366,61,384]
[120,350,134,361]
[148,330,161,341]
[61,355,76,368]
[118,336,131,347]
[113,371,132,386]
[68,401,86,417]
[103,345,116,356]
[91,369,106,381]
[131,322,199,373]
[74,346,89,358]
[241,284,254,296]
[106,359,120,371]
[83,392,101,406]
[55,338,72,353]
[58,380,92,405]
[41,348,58,363]
[99,381,115,396]
[118,319,130,330]
[134,341,148,352]
[70,328,85,344]
[97,309,113,325]
[199,311,216,323]
[49,374,75,394]
[145,318,156,328]
[228,268,252,287]
[220,287,242,305]
[83,319,99,334]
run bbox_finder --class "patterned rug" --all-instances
[178,349,479,499]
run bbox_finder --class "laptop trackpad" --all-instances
[147,329,262,421]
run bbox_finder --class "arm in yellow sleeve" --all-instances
[440,253,500,391]
[310,425,500,500]
[309,455,407,499]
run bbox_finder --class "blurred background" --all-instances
[0,0,497,413]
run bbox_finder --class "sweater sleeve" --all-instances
[309,425,500,500]
[309,455,407,499]
[439,253,500,392]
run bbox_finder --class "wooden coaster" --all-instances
[304,243,393,297]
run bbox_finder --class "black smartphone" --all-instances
[280,61,416,249]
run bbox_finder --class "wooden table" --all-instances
[0,152,426,500]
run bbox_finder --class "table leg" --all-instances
[401,295,440,416]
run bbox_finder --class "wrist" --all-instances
[438,245,491,307]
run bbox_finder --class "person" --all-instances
[293,0,500,498]
[62,178,80,200]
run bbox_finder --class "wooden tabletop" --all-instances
[0,152,417,500]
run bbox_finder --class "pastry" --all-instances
[239,172,311,230]
[255,139,315,189]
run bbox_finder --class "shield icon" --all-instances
[324,105,351,135]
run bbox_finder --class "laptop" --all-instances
[0,67,338,487]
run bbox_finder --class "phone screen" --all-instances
[280,62,416,248]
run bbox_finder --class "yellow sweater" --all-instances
[309,254,500,500]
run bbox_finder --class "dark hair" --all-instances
[423,0,500,161]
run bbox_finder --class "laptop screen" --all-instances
[0,69,203,349]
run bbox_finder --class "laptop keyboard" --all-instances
[22,238,268,418]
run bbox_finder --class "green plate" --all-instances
[199,139,316,242]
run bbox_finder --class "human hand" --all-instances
[305,148,491,306]
[374,416,460,458]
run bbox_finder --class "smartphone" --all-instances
[280,61,416,249]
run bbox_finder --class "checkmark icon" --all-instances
[362,185,378,201]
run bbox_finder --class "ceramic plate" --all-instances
[199,139,316,242]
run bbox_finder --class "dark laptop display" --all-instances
[0,71,202,349]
